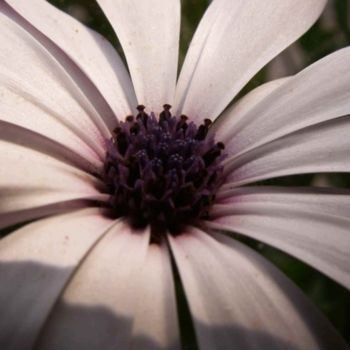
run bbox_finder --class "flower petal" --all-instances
[0,80,102,168]
[35,222,150,350]
[223,116,350,186]
[209,186,350,289]
[0,120,97,173]
[5,0,137,120]
[221,46,350,158]
[131,243,180,350]
[169,228,348,350]
[212,77,291,152]
[0,4,108,159]
[0,209,115,350]
[96,0,180,111]
[0,199,108,231]
[175,0,326,122]
[0,139,106,229]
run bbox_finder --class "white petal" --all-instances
[35,222,150,350]
[0,5,108,159]
[0,120,97,173]
[223,116,350,186]
[212,77,291,152]
[209,186,350,289]
[0,139,106,228]
[131,243,180,350]
[0,82,103,169]
[222,46,350,158]
[96,0,180,111]
[0,209,115,350]
[169,228,348,350]
[5,0,137,120]
[0,199,108,231]
[175,0,326,122]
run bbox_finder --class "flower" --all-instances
[0,0,349,349]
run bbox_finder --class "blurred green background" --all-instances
[12,0,350,347]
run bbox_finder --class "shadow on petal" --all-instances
[192,321,301,350]
[0,261,327,350]
[0,199,103,233]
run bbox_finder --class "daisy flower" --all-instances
[0,0,349,349]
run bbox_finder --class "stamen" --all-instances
[195,119,211,140]
[136,104,149,127]
[126,115,134,123]
[103,105,226,237]
[160,103,172,122]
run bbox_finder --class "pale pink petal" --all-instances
[169,228,348,350]
[0,209,116,350]
[0,5,109,159]
[5,0,137,120]
[131,243,180,350]
[223,116,350,186]
[0,140,107,228]
[0,120,98,173]
[222,47,350,158]
[175,0,326,122]
[96,0,180,111]
[212,77,291,152]
[209,186,350,289]
[1,1,115,136]
[0,199,108,230]
[0,82,102,168]
[35,222,150,350]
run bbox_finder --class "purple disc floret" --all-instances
[103,105,226,236]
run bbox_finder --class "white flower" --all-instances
[0,0,349,349]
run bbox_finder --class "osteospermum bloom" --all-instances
[0,0,350,349]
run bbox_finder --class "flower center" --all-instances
[103,105,225,240]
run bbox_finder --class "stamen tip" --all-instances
[137,104,146,111]
[163,104,172,110]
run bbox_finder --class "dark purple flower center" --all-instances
[103,105,225,239]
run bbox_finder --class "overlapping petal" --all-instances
[0,138,107,229]
[222,116,350,186]
[209,186,350,289]
[211,77,291,152]
[35,222,149,349]
[169,228,349,350]
[131,243,180,350]
[0,209,116,350]
[216,47,350,159]
[5,0,137,121]
[0,3,109,159]
[96,0,180,111]
[175,0,326,122]
[0,120,98,173]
